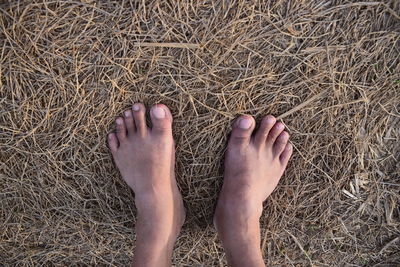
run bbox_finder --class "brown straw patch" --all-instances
[1,1,399,265]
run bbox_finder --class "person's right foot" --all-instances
[214,115,292,266]
[108,103,185,267]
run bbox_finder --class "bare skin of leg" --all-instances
[108,103,185,267]
[214,115,293,267]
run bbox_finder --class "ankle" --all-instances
[133,222,174,267]
[135,189,173,209]
[215,202,261,235]
[214,191,264,265]
[134,210,177,251]
[215,196,261,240]
[135,191,184,237]
[214,208,264,267]
[216,189,263,220]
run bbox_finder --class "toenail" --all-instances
[124,110,131,117]
[152,106,165,119]
[266,116,275,124]
[281,132,289,140]
[116,118,123,125]
[238,117,252,129]
[277,123,285,130]
[132,104,140,111]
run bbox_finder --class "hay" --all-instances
[1,0,399,266]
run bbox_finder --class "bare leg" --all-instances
[215,115,292,267]
[108,103,185,267]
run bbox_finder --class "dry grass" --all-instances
[1,0,399,266]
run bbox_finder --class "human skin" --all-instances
[214,115,292,266]
[108,103,185,267]
[108,103,292,266]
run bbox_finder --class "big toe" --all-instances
[228,115,255,146]
[150,104,173,135]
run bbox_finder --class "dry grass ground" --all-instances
[1,0,399,266]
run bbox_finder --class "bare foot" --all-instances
[108,103,185,267]
[214,115,292,267]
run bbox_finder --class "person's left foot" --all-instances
[108,103,185,266]
[214,114,292,266]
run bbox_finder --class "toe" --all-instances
[123,109,135,135]
[132,103,148,136]
[108,133,119,153]
[254,115,276,146]
[150,104,173,135]
[273,131,289,157]
[280,143,293,167]
[115,117,127,140]
[228,115,255,146]
[266,121,285,146]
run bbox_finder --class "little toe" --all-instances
[123,109,135,135]
[108,133,119,153]
[266,121,285,146]
[280,143,293,167]
[150,104,173,135]
[273,131,289,157]
[254,115,276,146]
[115,117,127,140]
[228,115,255,146]
[132,103,148,136]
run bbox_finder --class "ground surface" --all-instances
[1,0,399,266]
